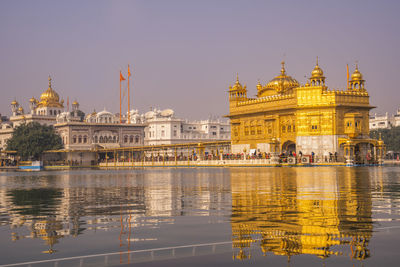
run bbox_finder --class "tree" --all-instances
[6,122,63,160]
[370,126,400,152]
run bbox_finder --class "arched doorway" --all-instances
[282,140,296,154]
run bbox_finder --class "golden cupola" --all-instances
[349,64,365,91]
[262,61,299,96]
[351,64,363,81]
[229,74,247,102]
[37,76,64,108]
[309,57,326,87]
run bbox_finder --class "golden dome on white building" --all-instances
[37,76,64,108]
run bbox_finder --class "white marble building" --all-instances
[370,108,400,129]
[126,108,230,145]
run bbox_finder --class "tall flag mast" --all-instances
[346,64,349,89]
[120,70,126,123]
[128,64,131,124]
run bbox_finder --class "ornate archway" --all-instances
[282,140,296,154]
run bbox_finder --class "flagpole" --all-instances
[128,64,130,124]
[120,70,122,124]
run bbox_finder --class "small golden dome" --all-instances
[18,106,23,112]
[231,74,243,90]
[72,100,78,105]
[263,61,299,95]
[311,57,324,77]
[11,100,18,105]
[30,97,36,103]
[351,64,363,81]
[256,80,262,91]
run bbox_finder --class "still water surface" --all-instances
[0,167,399,266]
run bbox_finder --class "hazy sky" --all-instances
[1,0,399,119]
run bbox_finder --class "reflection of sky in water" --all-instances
[0,167,399,266]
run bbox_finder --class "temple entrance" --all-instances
[355,142,374,164]
[282,140,296,154]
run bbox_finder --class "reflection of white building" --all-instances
[128,108,230,146]
[370,108,400,129]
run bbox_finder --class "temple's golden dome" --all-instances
[11,100,18,105]
[231,74,244,90]
[17,106,23,112]
[37,76,63,108]
[351,65,363,81]
[264,62,299,95]
[310,57,324,78]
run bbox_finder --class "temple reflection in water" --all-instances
[0,170,231,253]
[230,167,373,262]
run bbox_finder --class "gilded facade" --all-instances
[227,60,383,163]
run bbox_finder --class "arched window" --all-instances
[83,136,87,143]
[73,136,77,143]
[113,136,116,143]
[78,135,82,143]
[135,136,139,143]
[99,136,103,143]
[130,135,134,143]
[124,135,128,143]
[94,136,98,143]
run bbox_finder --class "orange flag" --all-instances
[128,64,131,77]
[120,71,125,81]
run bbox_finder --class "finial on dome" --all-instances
[236,73,239,82]
[281,61,286,75]
[256,79,262,90]
[316,56,319,66]
[355,61,359,70]
[48,75,52,89]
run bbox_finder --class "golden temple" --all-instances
[227,59,384,164]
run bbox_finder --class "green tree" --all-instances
[370,126,400,152]
[6,122,63,160]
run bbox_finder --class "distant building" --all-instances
[369,112,391,129]
[0,76,230,154]
[133,108,230,146]
[369,108,400,130]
